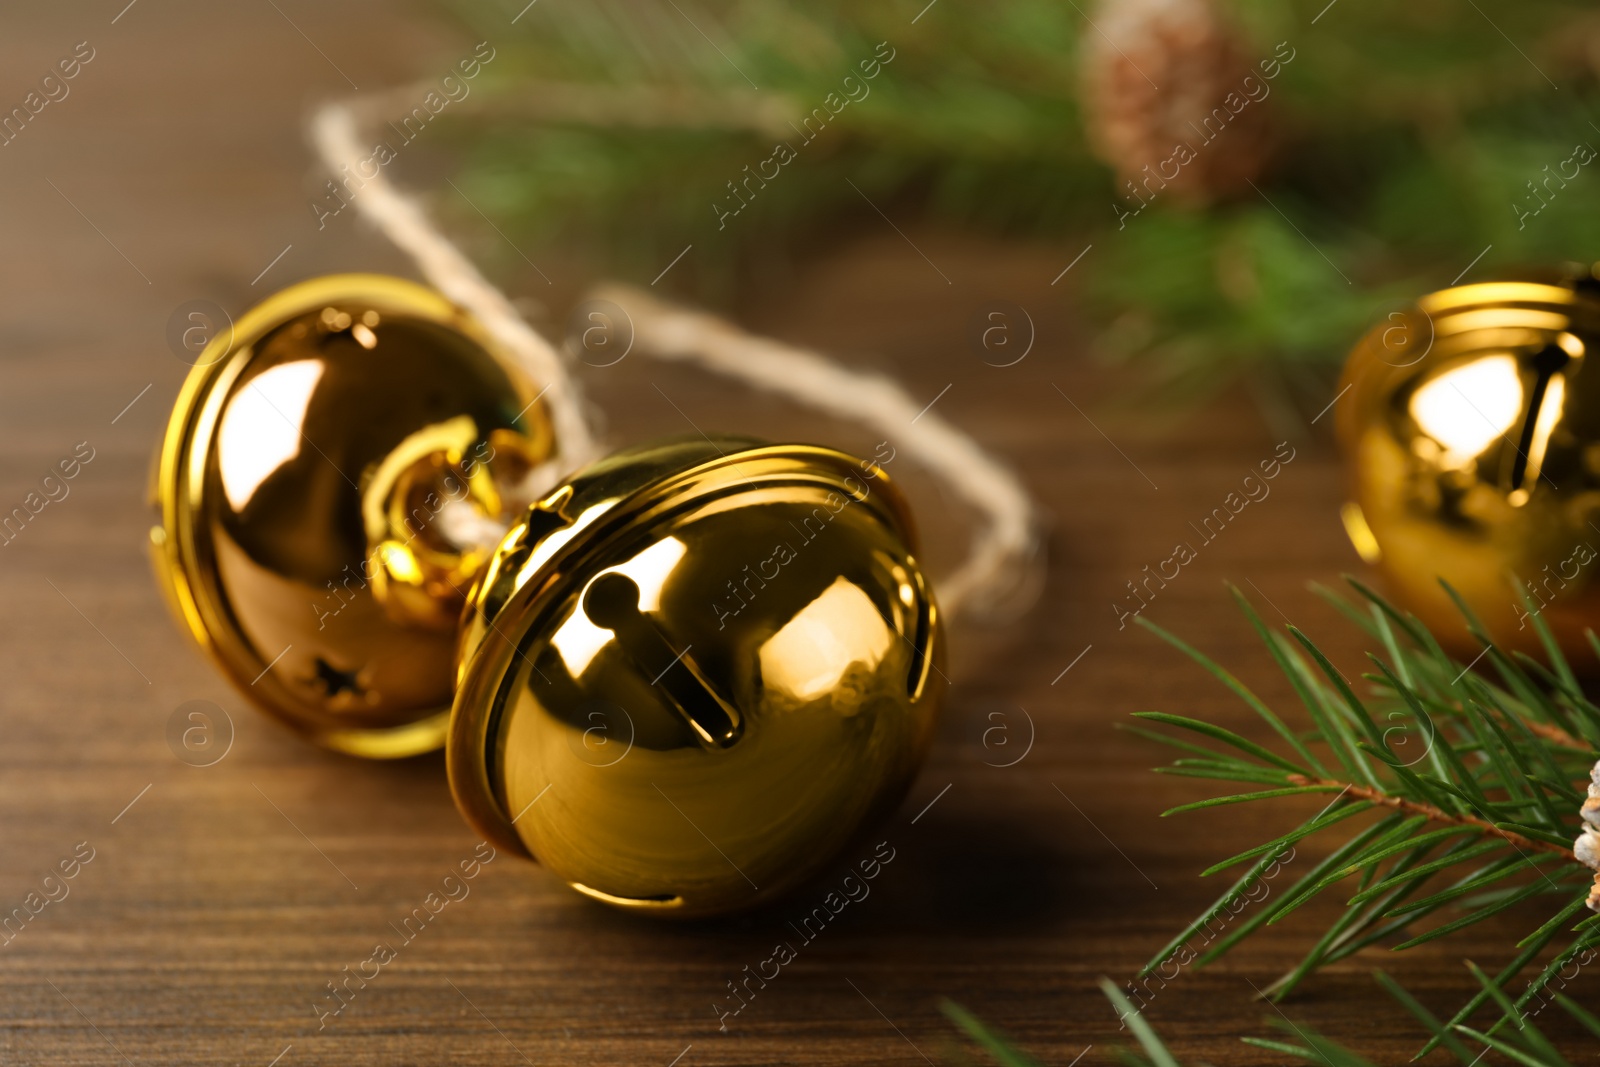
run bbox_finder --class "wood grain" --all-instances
[0,3,1591,1065]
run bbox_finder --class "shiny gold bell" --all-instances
[1338,264,1600,656]
[152,274,944,916]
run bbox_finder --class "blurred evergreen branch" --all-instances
[440,0,1600,411]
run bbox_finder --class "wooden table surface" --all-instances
[0,3,1590,1065]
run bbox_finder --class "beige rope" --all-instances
[309,101,601,484]
[587,284,1042,619]
[308,97,1041,621]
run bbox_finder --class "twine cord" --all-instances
[309,103,600,480]
[309,97,1041,621]
[588,284,1040,617]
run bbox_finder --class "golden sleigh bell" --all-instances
[1339,263,1600,658]
[152,274,944,917]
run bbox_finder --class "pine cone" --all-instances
[1081,0,1279,205]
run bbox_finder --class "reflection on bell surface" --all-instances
[1337,265,1600,656]
[447,436,944,918]
[152,275,553,757]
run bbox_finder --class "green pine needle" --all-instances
[946,968,1588,1066]
[939,1000,1042,1067]
[1135,578,1597,1052]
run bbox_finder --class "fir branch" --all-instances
[1510,716,1588,754]
[1134,579,1598,1041]
[1283,774,1577,862]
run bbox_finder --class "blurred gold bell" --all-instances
[154,274,944,916]
[1338,264,1600,656]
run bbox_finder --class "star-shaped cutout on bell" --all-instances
[311,657,366,701]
